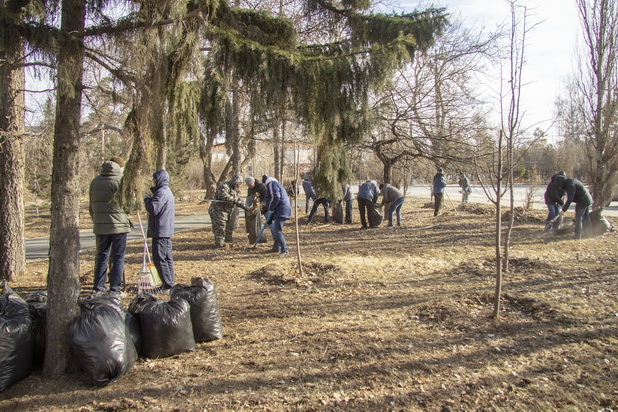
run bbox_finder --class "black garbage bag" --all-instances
[82,294,141,354]
[373,204,384,226]
[128,292,195,358]
[332,201,344,224]
[0,284,33,392]
[68,298,138,386]
[170,277,222,342]
[26,291,47,368]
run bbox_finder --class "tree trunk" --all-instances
[230,79,241,175]
[273,122,280,180]
[44,0,86,377]
[0,41,26,282]
[199,131,217,199]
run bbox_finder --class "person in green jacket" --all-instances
[89,158,132,294]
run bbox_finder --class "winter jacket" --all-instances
[89,161,131,236]
[358,180,379,203]
[144,170,175,238]
[248,182,268,203]
[544,172,566,205]
[210,176,244,214]
[433,173,447,194]
[264,177,291,220]
[302,179,316,198]
[380,184,404,205]
[459,174,471,192]
[342,184,354,201]
[558,177,593,211]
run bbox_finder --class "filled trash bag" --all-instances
[68,298,137,386]
[0,284,33,392]
[170,277,222,342]
[26,291,47,368]
[128,293,195,358]
[373,204,384,226]
[83,294,141,354]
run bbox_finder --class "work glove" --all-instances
[241,204,250,212]
[143,195,151,204]
[559,209,565,216]
[265,211,274,225]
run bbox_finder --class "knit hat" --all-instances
[109,156,125,168]
[438,168,443,173]
[245,176,255,186]
[262,174,269,184]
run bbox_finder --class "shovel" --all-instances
[253,211,273,248]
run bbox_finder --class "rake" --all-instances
[125,212,164,294]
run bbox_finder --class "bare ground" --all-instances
[2,199,618,411]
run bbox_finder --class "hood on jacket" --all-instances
[553,174,567,188]
[229,175,243,187]
[99,160,122,176]
[265,177,278,185]
[153,169,170,187]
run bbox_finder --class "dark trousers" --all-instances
[344,200,353,223]
[308,198,330,223]
[93,233,127,292]
[358,197,376,227]
[387,197,405,226]
[152,237,174,288]
[433,193,443,216]
[574,204,591,239]
[270,218,288,252]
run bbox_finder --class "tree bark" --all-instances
[44,0,86,377]
[0,40,26,282]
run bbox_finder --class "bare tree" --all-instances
[573,0,618,208]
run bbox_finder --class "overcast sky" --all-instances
[398,0,582,140]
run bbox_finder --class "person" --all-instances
[543,171,566,233]
[208,175,249,248]
[89,158,131,295]
[432,168,447,217]
[263,175,291,257]
[555,175,593,239]
[342,183,354,224]
[458,172,472,203]
[307,197,330,224]
[302,176,317,214]
[245,176,268,244]
[357,179,379,228]
[144,170,175,292]
[379,183,405,227]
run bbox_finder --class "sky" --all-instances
[398,0,582,140]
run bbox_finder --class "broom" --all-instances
[136,211,163,292]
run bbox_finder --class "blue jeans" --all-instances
[387,197,405,226]
[270,218,288,252]
[93,233,127,292]
[544,203,560,232]
[152,237,174,289]
[574,204,591,238]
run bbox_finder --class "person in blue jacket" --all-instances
[144,169,175,291]
[357,180,379,228]
[432,168,447,217]
[263,175,292,257]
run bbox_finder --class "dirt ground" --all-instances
[2,198,618,411]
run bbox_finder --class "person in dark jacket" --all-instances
[302,177,317,214]
[555,175,593,239]
[209,175,249,248]
[245,176,268,244]
[432,168,447,217]
[379,183,405,227]
[307,197,330,224]
[543,171,566,233]
[342,183,354,224]
[263,176,291,257]
[89,159,132,294]
[357,180,379,228]
[144,170,175,291]
[458,173,472,203]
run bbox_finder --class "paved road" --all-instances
[26,213,213,261]
[26,183,616,260]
